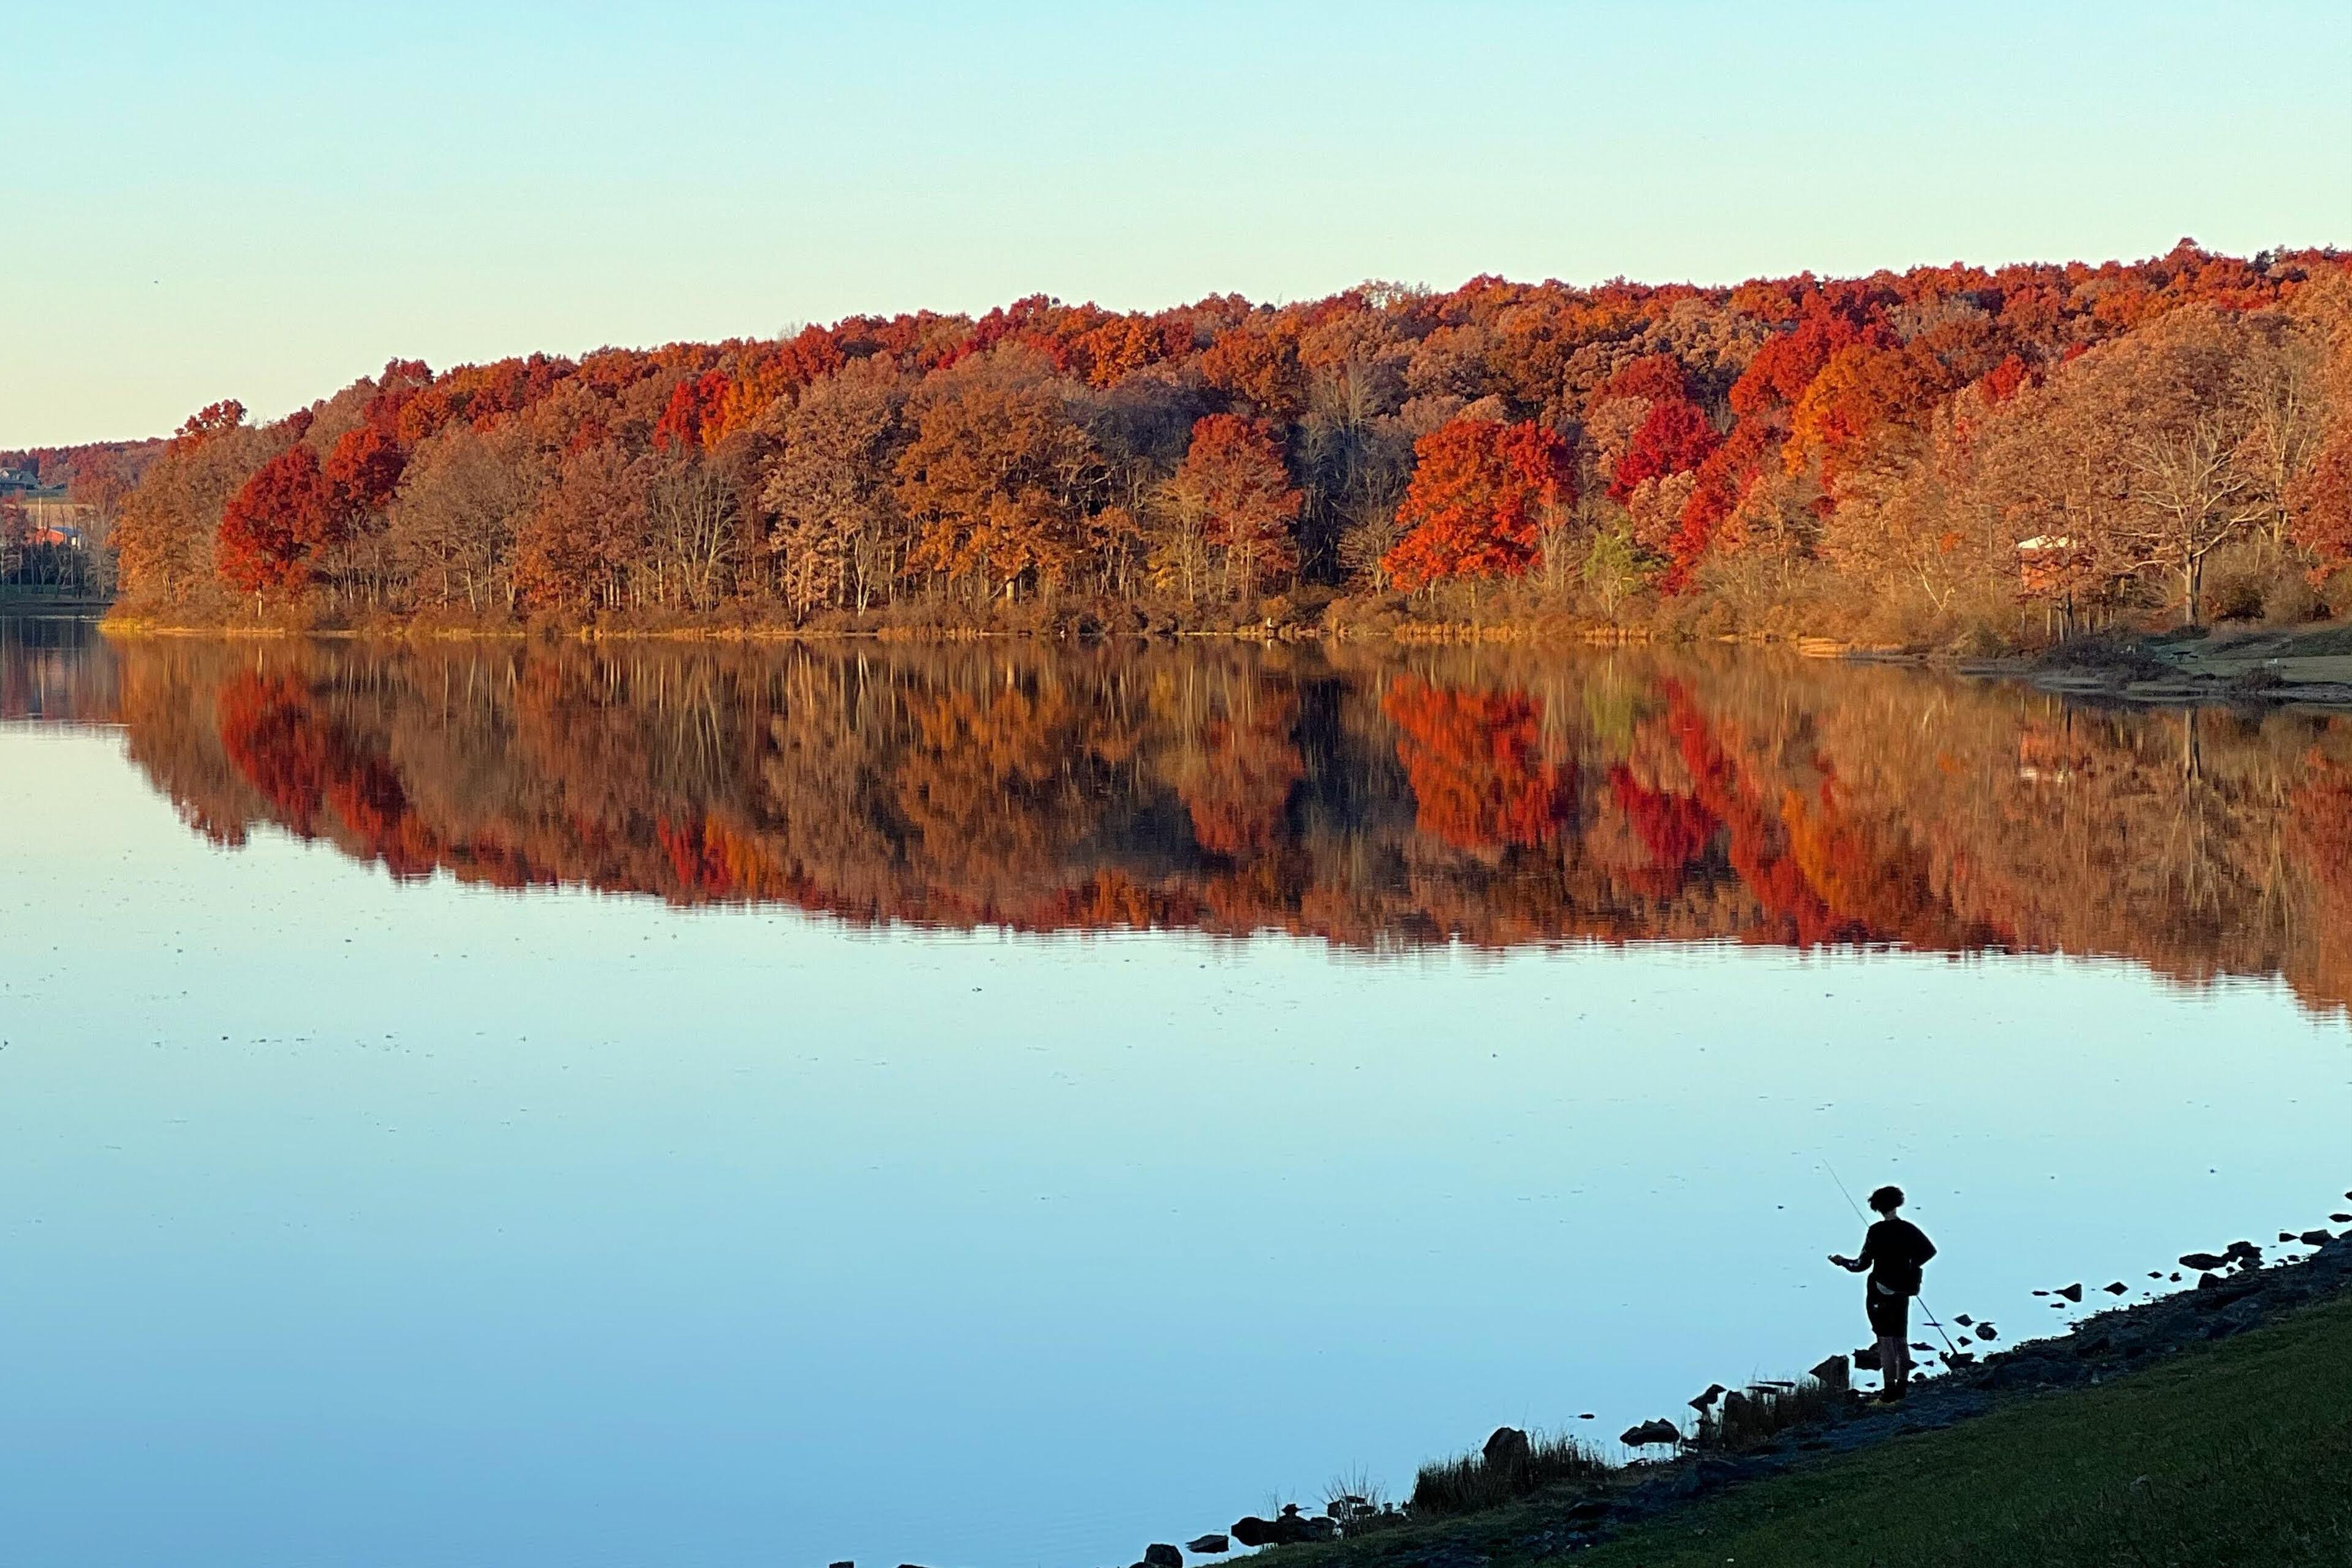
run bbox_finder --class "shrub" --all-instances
[1409,1430,1609,1518]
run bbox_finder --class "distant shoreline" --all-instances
[89,612,2352,709]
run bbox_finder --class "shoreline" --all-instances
[1193,1214,2352,1566]
[1956,624,2352,710]
[83,612,2352,709]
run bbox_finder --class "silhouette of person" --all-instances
[1829,1185,1936,1401]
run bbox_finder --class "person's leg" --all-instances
[1868,1286,1910,1398]
[1877,1331,1908,1391]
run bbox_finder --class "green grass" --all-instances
[1573,1294,2352,1568]
[1275,1292,2352,1568]
[1410,1429,1610,1518]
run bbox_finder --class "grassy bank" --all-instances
[1577,1294,2352,1567]
[1280,1287,2352,1568]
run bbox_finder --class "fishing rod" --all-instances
[1822,1159,1961,1360]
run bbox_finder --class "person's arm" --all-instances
[1830,1230,1875,1272]
[1914,1229,1937,1266]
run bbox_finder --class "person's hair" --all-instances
[1868,1185,1904,1214]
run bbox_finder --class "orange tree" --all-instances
[1382,418,1574,591]
[217,444,336,600]
[1170,414,1301,601]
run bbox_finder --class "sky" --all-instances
[6,0,2351,448]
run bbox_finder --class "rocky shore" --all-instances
[1107,1203,2352,1568]
[1964,624,2352,708]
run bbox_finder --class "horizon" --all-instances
[10,0,2351,447]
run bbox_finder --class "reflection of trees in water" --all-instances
[36,632,2352,1014]
[0,614,116,723]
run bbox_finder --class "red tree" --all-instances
[2290,429,2352,584]
[652,371,731,452]
[323,422,407,518]
[1609,398,1721,500]
[218,445,337,595]
[1383,419,1575,590]
[1172,414,1302,597]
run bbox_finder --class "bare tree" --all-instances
[647,456,740,612]
[761,365,907,619]
[386,425,539,613]
[2119,412,2267,625]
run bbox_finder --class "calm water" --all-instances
[2,616,2350,1567]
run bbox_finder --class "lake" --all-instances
[2,615,2349,1567]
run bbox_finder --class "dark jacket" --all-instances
[1856,1217,1936,1296]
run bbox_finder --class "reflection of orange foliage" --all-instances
[2289,757,2352,1004]
[1185,692,1303,857]
[1384,675,1573,851]
[1607,764,1718,897]
[216,669,575,891]
[51,636,2352,1015]
[217,673,441,877]
[654,814,791,902]
[1656,680,1858,944]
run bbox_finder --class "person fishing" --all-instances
[1829,1185,1936,1401]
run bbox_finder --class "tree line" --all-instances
[91,241,2352,642]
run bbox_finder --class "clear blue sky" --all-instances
[7,0,2349,447]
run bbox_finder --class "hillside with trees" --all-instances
[100,242,2352,645]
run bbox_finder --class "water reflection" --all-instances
[24,624,2352,1014]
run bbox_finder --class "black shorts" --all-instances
[1867,1283,1910,1336]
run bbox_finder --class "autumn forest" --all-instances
[0,241,2333,644]
[26,242,2352,645]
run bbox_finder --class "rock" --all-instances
[2332,1213,2352,1224]
[2301,1229,2334,1246]
[1483,1425,1531,1471]
[2169,1272,2183,1282]
[1230,1509,1319,1548]
[2197,1271,2223,1289]
[2105,1281,2128,1295]
[1564,1498,1611,1525]
[2032,1289,2048,1297]
[2226,1240,2261,1259]
[2180,1251,2229,1272]
[1975,1323,1998,1341]
[1953,1313,1973,1326]
[1810,1354,1850,1389]
[2058,1283,2084,1302]
[1941,1350,1977,1367]
[1578,1412,1596,1420]
[1721,1390,1752,1422]
[1853,1343,1882,1371]
[1620,1418,1682,1447]
[1143,1545,1182,1568]
[1185,1536,1228,1556]
[1688,1383,1727,1411]
[2282,1231,2299,1243]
